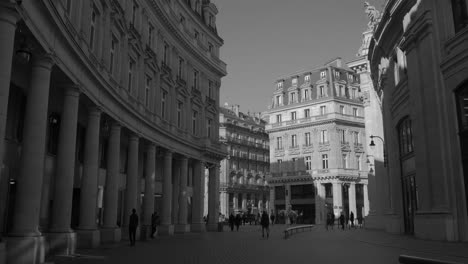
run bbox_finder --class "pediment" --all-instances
[205,104,218,115]
[177,85,190,98]
[191,96,203,106]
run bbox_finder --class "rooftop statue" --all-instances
[364,1,382,31]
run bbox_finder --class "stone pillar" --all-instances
[269,187,275,214]
[242,193,247,210]
[332,182,343,218]
[171,160,180,225]
[100,123,122,243]
[141,143,156,240]
[191,160,206,232]
[76,107,101,248]
[47,85,80,255]
[207,165,220,231]
[233,193,238,210]
[122,134,139,238]
[7,54,54,264]
[159,150,174,235]
[316,183,326,224]
[349,183,357,224]
[363,184,370,217]
[175,156,189,233]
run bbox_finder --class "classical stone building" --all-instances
[265,59,369,225]
[217,104,270,218]
[368,0,468,241]
[0,0,227,263]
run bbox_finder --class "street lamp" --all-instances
[369,135,387,167]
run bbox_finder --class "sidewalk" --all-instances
[48,225,468,264]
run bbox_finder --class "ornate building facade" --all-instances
[218,104,270,217]
[265,59,369,224]
[0,0,227,263]
[368,0,468,241]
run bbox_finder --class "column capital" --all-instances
[0,2,20,27]
[146,142,156,152]
[164,149,173,158]
[31,53,56,70]
[88,106,102,116]
[129,133,139,142]
[110,121,121,131]
[62,84,81,97]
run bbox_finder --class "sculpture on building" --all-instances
[364,2,381,31]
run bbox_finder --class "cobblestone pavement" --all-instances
[50,224,468,264]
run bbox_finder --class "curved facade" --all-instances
[368,0,468,241]
[0,0,227,263]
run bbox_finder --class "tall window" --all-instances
[291,111,296,120]
[192,111,198,135]
[340,105,345,114]
[276,137,282,150]
[304,132,311,146]
[351,88,357,99]
[65,0,72,15]
[320,71,326,79]
[304,109,310,118]
[335,70,340,78]
[193,70,199,89]
[277,82,283,89]
[320,106,327,115]
[208,80,213,98]
[342,154,348,168]
[194,30,199,40]
[163,42,169,65]
[356,155,362,170]
[148,24,154,46]
[208,43,213,54]
[304,89,309,100]
[127,60,134,92]
[319,86,325,97]
[110,37,117,75]
[180,15,186,26]
[275,95,282,106]
[339,129,346,143]
[304,74,310,82]
[398,118,414,156]
[291,135,297,147]
[178,57,184,80]
[132,1,138,25]
[322,154,329,169]
[353,108,358,117]
[292,78,297,86]
[276,114,282,123]
[161,90,167,119]
[305,156,312,170]
[341,85,346,97]
[177,101,183,128]
[90,7,97,51]
[320,130,328,143]
[207,119,212,138]
[290,92,296,103]
[451,0,468,33]
[145,77,151,107]
[353,131,360,144]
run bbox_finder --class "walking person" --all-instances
[229,213,235,231]
[350,211,355,229]
[261,211,270,238]
[235,214,241,231]
[339,212,345,230]
[270,212,275,226]
[129,208,139,246]
[331,212,335,230]
[326,212,330,230]
[151,212,159,238]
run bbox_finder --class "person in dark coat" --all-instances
[260,211,270,238]
[350,211,355,228]
[339,212,345,230]
[270,212,275,225]
[235,214,241,231]
[331,213,335,230]
[228,213,235,231]
[129,208,139,246]
[151,212,159,238]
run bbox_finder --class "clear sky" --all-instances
[214,0,386,114]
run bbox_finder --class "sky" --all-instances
[213,0,386,114]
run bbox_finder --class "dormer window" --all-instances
[335,71,340,78]
[348,73,353,81]
[277,82,283,89]
[275,95,283,106]
[304,75,310,82]
[289,92,296,103]
[320,71,326,79]
[292,77,297,86]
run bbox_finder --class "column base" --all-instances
[45,231,76,256]
[206,223,221,232]
[190,223,206,233]
[99,227,121,244]
[158,225,174,236]
[174,224,190,234]
[76,229,100,249]
[0,241,6,264]
[414,212,456,241]
[6,235,45,264]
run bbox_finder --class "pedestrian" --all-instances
[358,215,363,228]
[339,212,345,230]
[331,212,335,230]
[229,213,235,231]
[326,212,330,230]
[129,208,138,246]
[270,212,275,225]
[350,211,355,228]
[261,211,270,238]
[151,212,159,238]
[235,214,241,231]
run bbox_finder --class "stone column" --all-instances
[141,143,156,240]
[76,107,101,248]
[349,183,357,224]
[159,150,174,235]
[191,160,206,232]
[207,164,220,231]
[316,183,326,225]
[363,184,370,217]
[122,134,139,238]
[242,193,247,210]
[7,54,54,264]
[175,156,189,233]
[100,123,122,243]
[47,85,80,255]
[269,187,275,214]
[171,160,180,225]
[332,182,343,218]
[233,193,238,210]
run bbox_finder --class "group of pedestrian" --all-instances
[228,213,243,231]
[326,211,363,231]
[128,209,160,246]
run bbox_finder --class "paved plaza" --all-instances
[49,225,468,264]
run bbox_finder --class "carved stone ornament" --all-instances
[364,2,382,32]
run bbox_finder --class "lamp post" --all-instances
[369,135,387,167]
